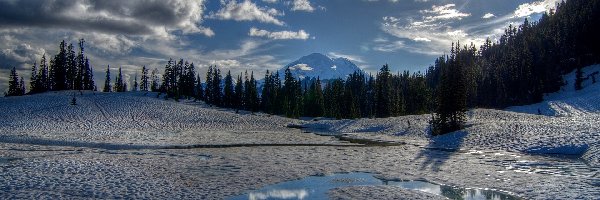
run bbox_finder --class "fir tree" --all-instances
[82,58,95,90]
[150,68,160,92]
[195,74,203,101]
[66,43,76,90]
[75,39,86,90]
[140,66,149,91]
[103,65,111,92]
[234,73,244,111]
[375,64,392,118]
[210,66,222,106]
[19,77,25,95]
[5,67,23,96]
[37,54,49,92]
[30,62,38,93]
[133,74,139,92]
[50,40,67,91]
[223,70,234,108]
[114,67,125,92]
[204,66,214,104]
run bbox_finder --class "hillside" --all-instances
[0,91,345,148]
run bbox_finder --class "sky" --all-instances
[0,0,561,92]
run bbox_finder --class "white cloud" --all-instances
[210,59,241,68]
[291,0,315,12]
[249,27,310,40]
[421,4,471,22]
[327,52,366,64]
[263,0,278,3]
[482,13,496,19]
[513,0,560,18]
[413,37,431,42]
[209,0,285,26]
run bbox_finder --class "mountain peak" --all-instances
[280,53,362,80]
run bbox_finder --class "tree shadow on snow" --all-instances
[413,129,468,172]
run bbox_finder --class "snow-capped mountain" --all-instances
[278,53,362,80]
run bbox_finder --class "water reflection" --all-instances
[248,189,308,200]
[387,180,516,200]
[230,172,520,200]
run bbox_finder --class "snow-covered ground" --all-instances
[303,64,600,167]
[0,65,599,199]
[0,91,354,148]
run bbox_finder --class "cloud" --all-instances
[249,28,310,40]
[482,13,495,19]
[513,0,560,18]
[421,4,471,22]
[291,0,315,12]
[374,1,550,56]
[209,59,241,68]
[208,0,285,26]
[263,0,278,3]
[0,0,214,38]
[327,52,366,64]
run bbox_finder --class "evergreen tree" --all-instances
[195,74,203,101]
[282,68,301,118]
[270,71,282,115]
[261,70,272,113]
[140,66,149,91]
[38,54,49,92]
[431,44,468,135]
[82,58,95,90]
[75,39,85,90]
[211,66,222,106]
[223,70,234,108]
[103,65,111,92]
[375,64,392,118]
[19,77,25,95]
[133,74,139,92]
[248,71,259,112]
[50,40,67,91]
[304,77,324,117]
[114,67,125,92]
[162,59,176,96]
[30,62,38,93]
[243,71,250,110]
[66,43,76,90]
[5,67,23,96]
[204,66,214,104]
[182,62,196,98]
[150,68,160,92]
[234,73,244,111]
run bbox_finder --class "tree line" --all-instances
[5,39,96,96]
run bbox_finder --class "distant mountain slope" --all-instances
[278,53,362,80]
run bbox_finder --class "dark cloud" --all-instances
[0,0,211,36]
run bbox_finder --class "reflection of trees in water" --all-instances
[482,189,516,200]
[440,185,518,200]
[441,185,465,200]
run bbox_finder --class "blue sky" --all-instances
[0,0,561,92]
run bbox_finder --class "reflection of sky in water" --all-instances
[229,172,519,200]
[248,189,308,200]
[389,181,442,194]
